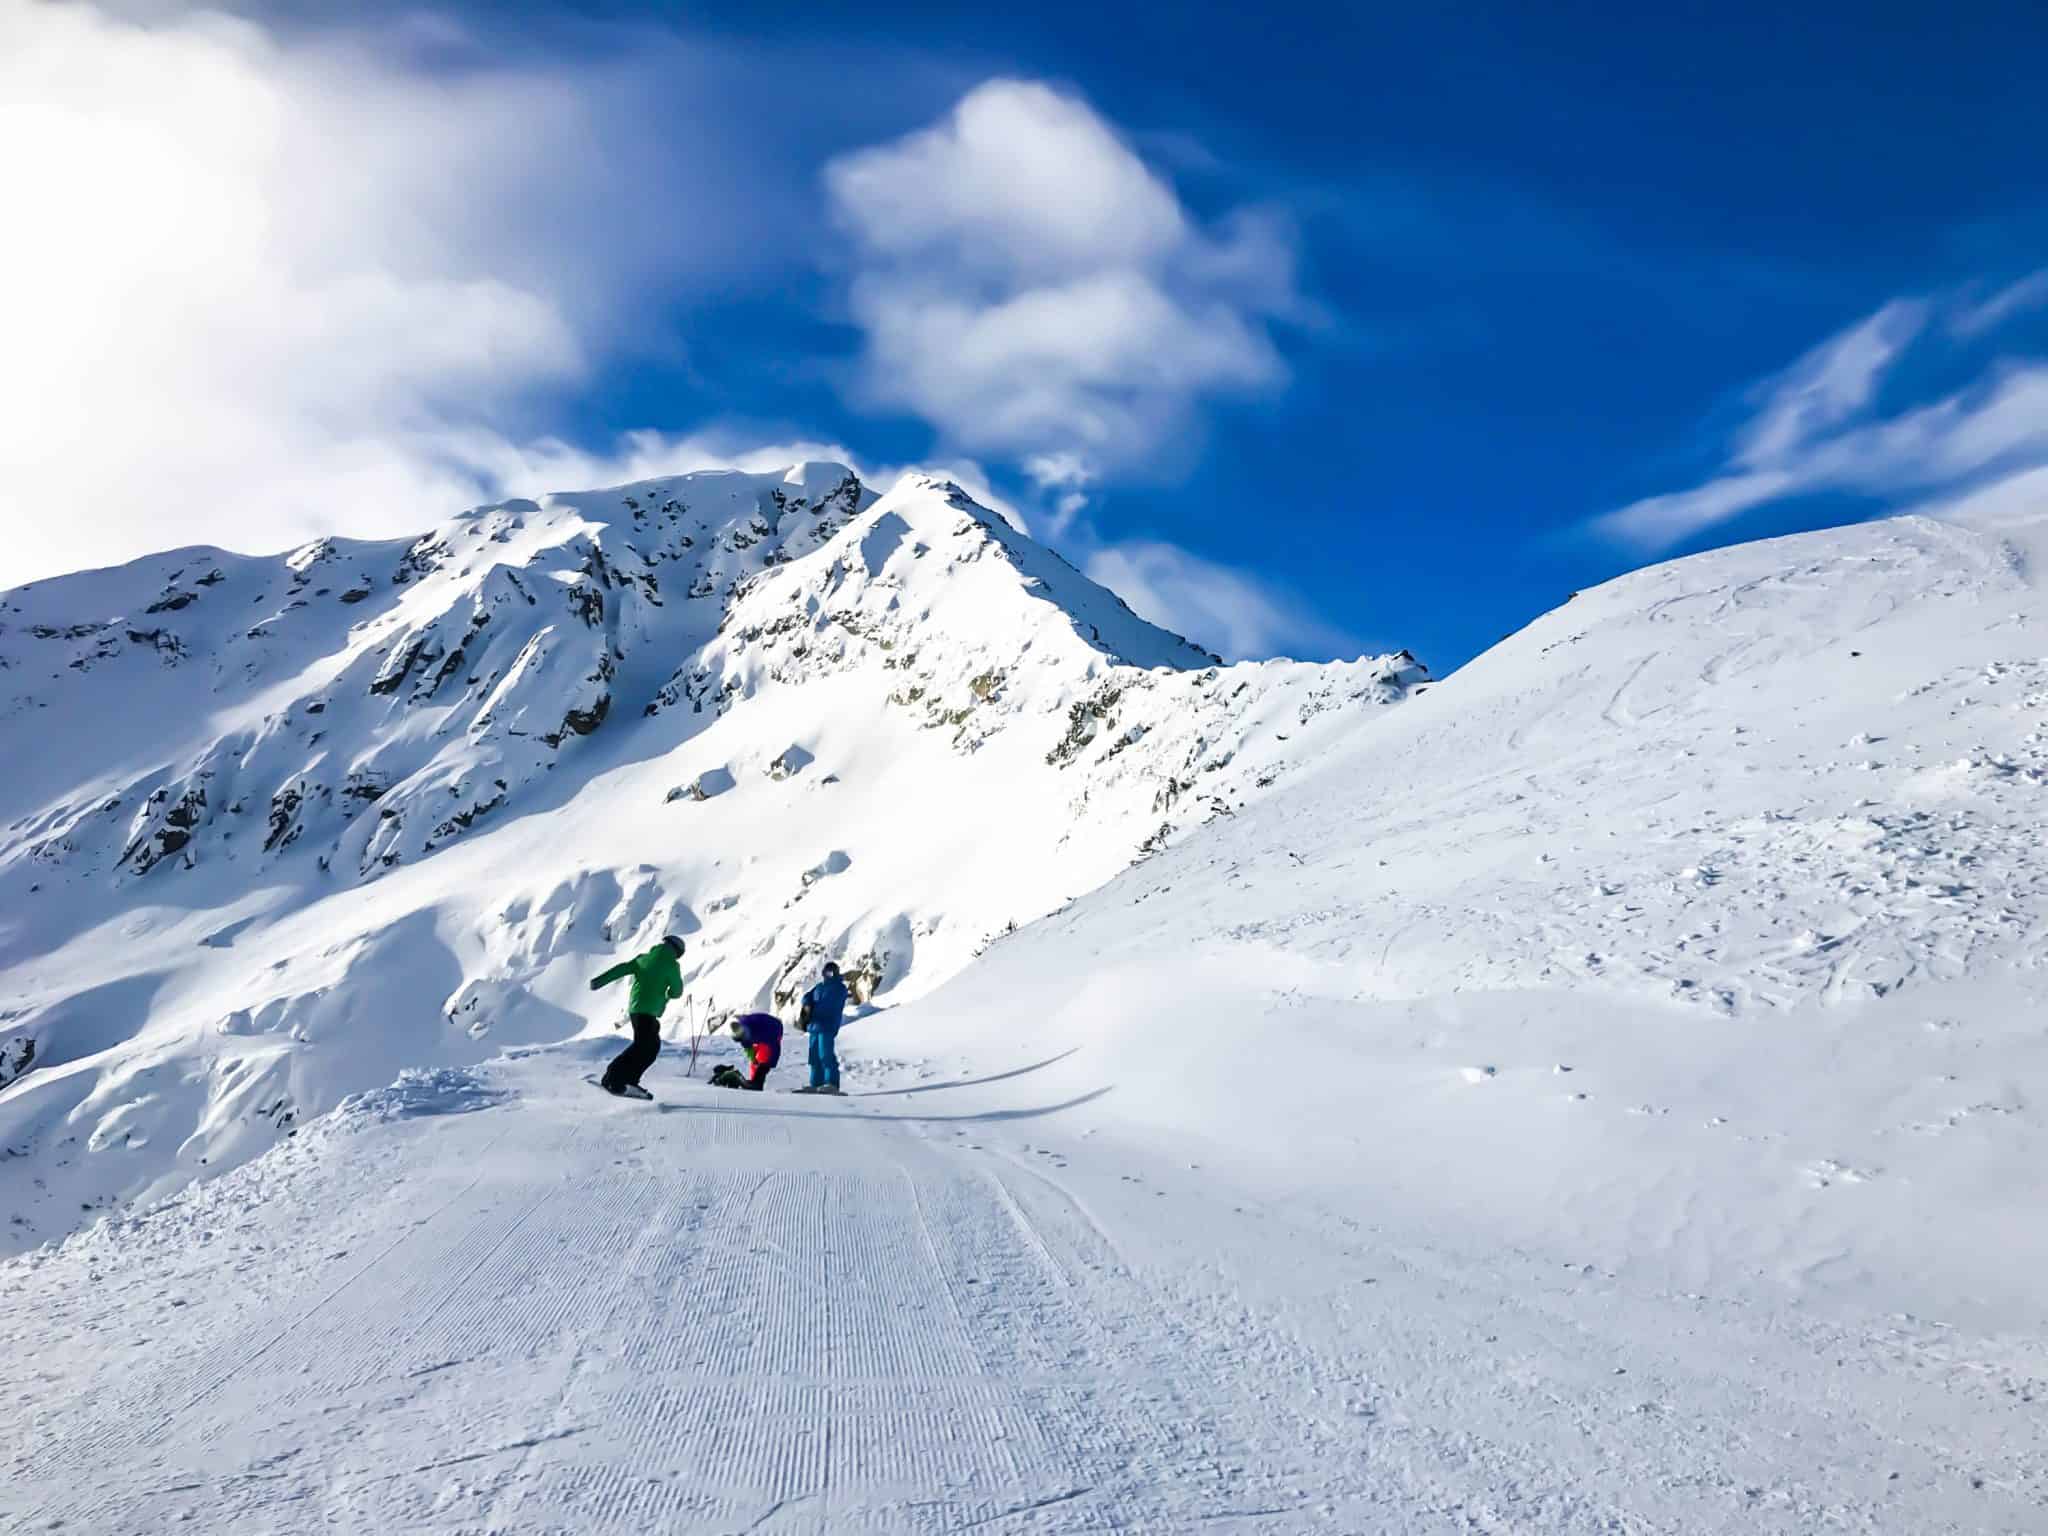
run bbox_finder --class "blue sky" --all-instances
[8,1,2047,670]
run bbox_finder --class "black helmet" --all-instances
[663,935,686,956]
[823,961,840,978]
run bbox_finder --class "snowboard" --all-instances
[583,1073,653,1102]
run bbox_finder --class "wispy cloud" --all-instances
[1910,462,2048,530]
[1588,284,2048,553]
[1730,301,1927,467]
[1083,540,1359,662]
[1952,269,2048,340]
[824,80,1299,501]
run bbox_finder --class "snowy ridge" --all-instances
[1,462,874,881]
[0,464,1422,1253]
[867,506,2048,1325]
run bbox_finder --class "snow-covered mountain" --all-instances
[0,463,1424,1252]
[6,494,2044,1533]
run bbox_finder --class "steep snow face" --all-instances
[863,507,2048,1328]
[0,464,1423,1253]
[0,462,874,882]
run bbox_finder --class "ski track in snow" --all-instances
[2,1046,2039,1535]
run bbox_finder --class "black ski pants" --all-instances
[604,1012,661,1089]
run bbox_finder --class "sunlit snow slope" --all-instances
[869,506,2048,1328]
[0,464,1423,1253]
[1,504,2042,1534]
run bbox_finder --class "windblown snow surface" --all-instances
[4,489,2046,1532]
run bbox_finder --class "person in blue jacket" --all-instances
[793,961,849,1095]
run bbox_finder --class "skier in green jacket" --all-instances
[590,935,685,1098]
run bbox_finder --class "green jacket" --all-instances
[591,944,683,1018]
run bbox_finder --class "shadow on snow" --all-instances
[655,1084,1111,1125]
[844,1048,1081,1099]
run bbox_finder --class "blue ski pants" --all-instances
[807,1028,839,1090]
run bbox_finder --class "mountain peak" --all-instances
[0,454,1423,1250]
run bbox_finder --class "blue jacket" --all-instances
[802,976,849,1034]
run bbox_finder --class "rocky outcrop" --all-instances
[0,1034,34,1090]
[120,781,210,875]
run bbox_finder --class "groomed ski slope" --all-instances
[5,501,2047,1532]
[3,1040,2034,1534]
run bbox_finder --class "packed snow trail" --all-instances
[3,1043,2036,1534]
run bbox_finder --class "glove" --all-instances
[588,978,602,991]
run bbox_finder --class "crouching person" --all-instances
[708,1011,782,1091]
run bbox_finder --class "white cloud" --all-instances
[1591,288,2048,552]
[1589,471,1801,551]
[1022,451,1096,534]
[1912,462,2048,530]
[824,80,1296,489]
[1023,451,1096,493]
[0,20,1336,668]
[1731,301,1925,468]
[445,429,871,497]
[0,3,777,588]
[1084,540,1358,662]
[1952,269,2048,339]
[827,79,1189,282]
